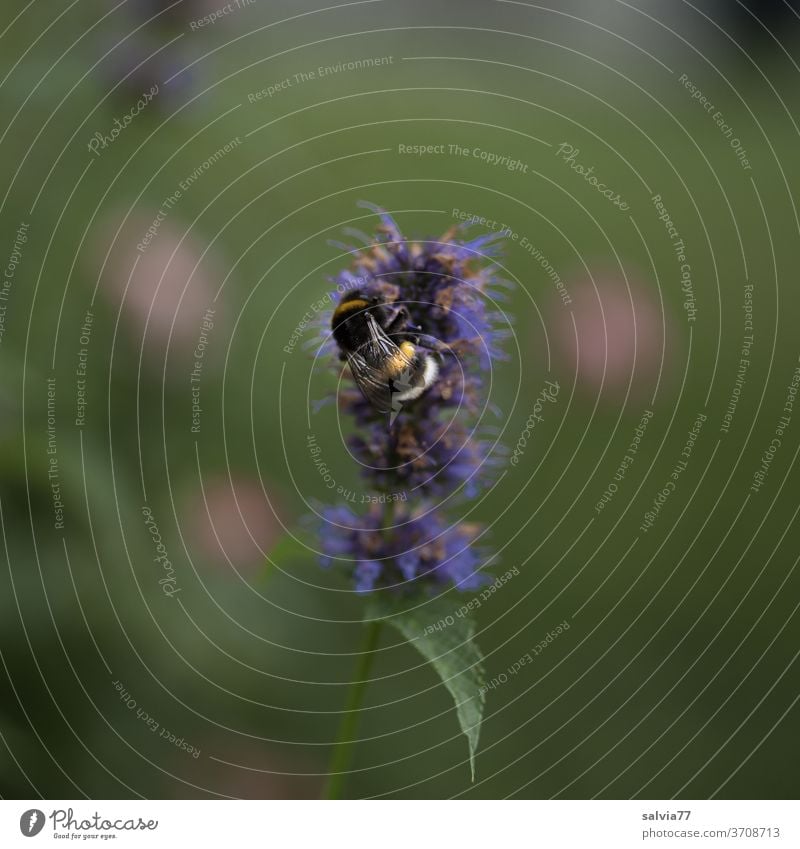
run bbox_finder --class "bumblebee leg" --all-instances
[393,331,451,355]
[384,305,410,334]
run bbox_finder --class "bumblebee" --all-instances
[331,291,444,417]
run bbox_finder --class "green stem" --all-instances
[324,619,383,799]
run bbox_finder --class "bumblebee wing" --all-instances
[361,313,407,363]
[345,350,393,413]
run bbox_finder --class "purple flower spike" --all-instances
[320,504,493,593]
[317,206,511,594]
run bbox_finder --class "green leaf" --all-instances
[367,595,485,781]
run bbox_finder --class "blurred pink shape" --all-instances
[180,740,323,799]
[192,476,282,572]
[551,271,666,397]
[91,210,219,354]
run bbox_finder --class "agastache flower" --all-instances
[320,505,493,593]
[316,204,511,594]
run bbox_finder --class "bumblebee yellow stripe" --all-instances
[332,298,368,320]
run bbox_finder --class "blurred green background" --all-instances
[1,0,799,799]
